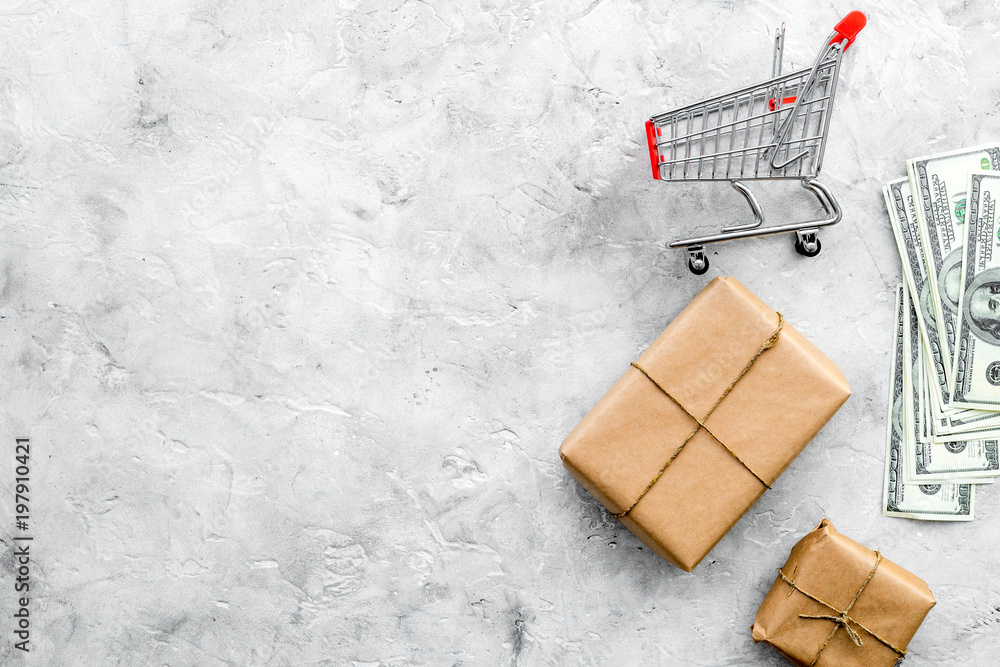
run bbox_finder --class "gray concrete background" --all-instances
[0,0,998,664]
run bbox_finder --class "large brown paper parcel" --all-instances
[752,518,935,667]
[559,276,851,572]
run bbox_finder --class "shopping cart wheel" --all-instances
[794,231,822,257]
[686,246,709,275]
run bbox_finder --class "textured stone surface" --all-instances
[0,0,998,665]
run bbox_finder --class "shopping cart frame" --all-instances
[645,12,866,274]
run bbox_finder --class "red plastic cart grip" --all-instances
[830,10,866,50]
[766,13,866,111]
[645,119,662,180]
[768,96,798,111]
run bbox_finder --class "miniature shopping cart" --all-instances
[645,11,866,274]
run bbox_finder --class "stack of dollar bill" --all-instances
[882,145,1000,521]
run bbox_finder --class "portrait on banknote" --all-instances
[962,267,1000,345]
[939,247,964,314]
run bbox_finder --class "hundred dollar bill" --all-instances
[913,330,1000,440]
[912,332,1000,446]
[938,403,1000,434]
[935,408,1000,437]
[903,284,1000,482]
[918,346,1000,435]
[909,293,997,481]
[931,423,1000,444]
[884,285,974,520]
[907,144,1000,398]
[884,179,1000,435]
[952,170,1000,410]
[930,392,1000,440]
[884,179,955,417]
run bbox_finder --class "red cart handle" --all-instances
[767,12,866,110]
[830,10,866,51]
[645,120,662,180]
[768,96,797,111]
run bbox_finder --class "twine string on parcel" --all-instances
[613,312,784,518]
[777,551,908,666]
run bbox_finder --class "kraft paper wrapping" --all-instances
[752,519,935,667]
[558,276,851,572]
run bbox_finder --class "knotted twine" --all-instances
[777,551,907,666]
[612,312,784,519]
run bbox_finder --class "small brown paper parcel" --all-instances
[559,276,851,572]
[753,518,935,667]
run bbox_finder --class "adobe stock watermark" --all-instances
[12,437,31,653]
